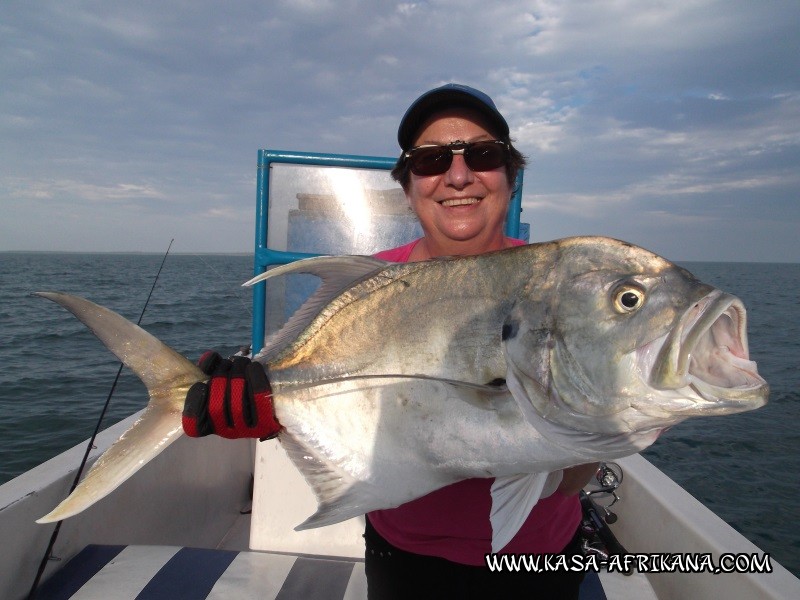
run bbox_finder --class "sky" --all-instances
[2,0,799,262]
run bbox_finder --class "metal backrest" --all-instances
[251,149,525,353]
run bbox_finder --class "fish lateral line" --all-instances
[275,372,510,395]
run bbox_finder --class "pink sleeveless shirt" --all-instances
[368,238,582,565]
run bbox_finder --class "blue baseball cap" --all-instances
[397,83,510,151]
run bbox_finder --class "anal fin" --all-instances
[279,431,380,530]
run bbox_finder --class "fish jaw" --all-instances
[646,290,769,415]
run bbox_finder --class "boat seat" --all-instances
[33,544,635,599]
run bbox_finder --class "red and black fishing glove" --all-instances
[182,351,281,440]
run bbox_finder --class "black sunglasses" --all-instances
[403,140,509,176]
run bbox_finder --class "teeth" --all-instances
[441,198,480,207]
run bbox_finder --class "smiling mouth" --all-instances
[439,197,481,207]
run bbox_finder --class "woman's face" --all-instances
[406,107,512,253]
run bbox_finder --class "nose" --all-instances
[444,152,474,188]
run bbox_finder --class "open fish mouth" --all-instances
[651,290,769,413]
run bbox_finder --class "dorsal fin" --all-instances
[244,255,388,362]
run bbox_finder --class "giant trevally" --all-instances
[34,236,768,552]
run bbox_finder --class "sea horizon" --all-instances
[2,248,798,265]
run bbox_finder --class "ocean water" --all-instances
[0,252,798,577]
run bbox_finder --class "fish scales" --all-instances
[264,247,543,390]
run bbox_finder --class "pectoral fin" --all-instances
[489,470,563,553]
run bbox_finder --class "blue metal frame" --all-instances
[251,149,524,353]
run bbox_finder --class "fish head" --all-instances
[503,237,768,435]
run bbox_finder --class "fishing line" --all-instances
[192,252,253,318]
[27,239,174,600]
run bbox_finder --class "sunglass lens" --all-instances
[409,147,452,176]
[465,142,507,171]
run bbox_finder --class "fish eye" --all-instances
[612,284,645,313]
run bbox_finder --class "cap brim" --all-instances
[398,88,509,150]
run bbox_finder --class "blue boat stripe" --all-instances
[135,547,238,600]
[35,544,127,600]
[274,557,355,600]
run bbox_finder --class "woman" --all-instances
[182,84,597,599]
[363,84,595,599]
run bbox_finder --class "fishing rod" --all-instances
[579,462,633,574]
[26,239,174,600]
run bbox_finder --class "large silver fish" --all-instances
[35,236,768,552]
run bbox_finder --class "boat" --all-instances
[2,150,798,599]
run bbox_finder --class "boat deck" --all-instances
[34,546,657,600]
[35,544,367,600]
[33,512,659,600]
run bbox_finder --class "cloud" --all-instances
[7,178,167,203]
[1,0,798,260]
